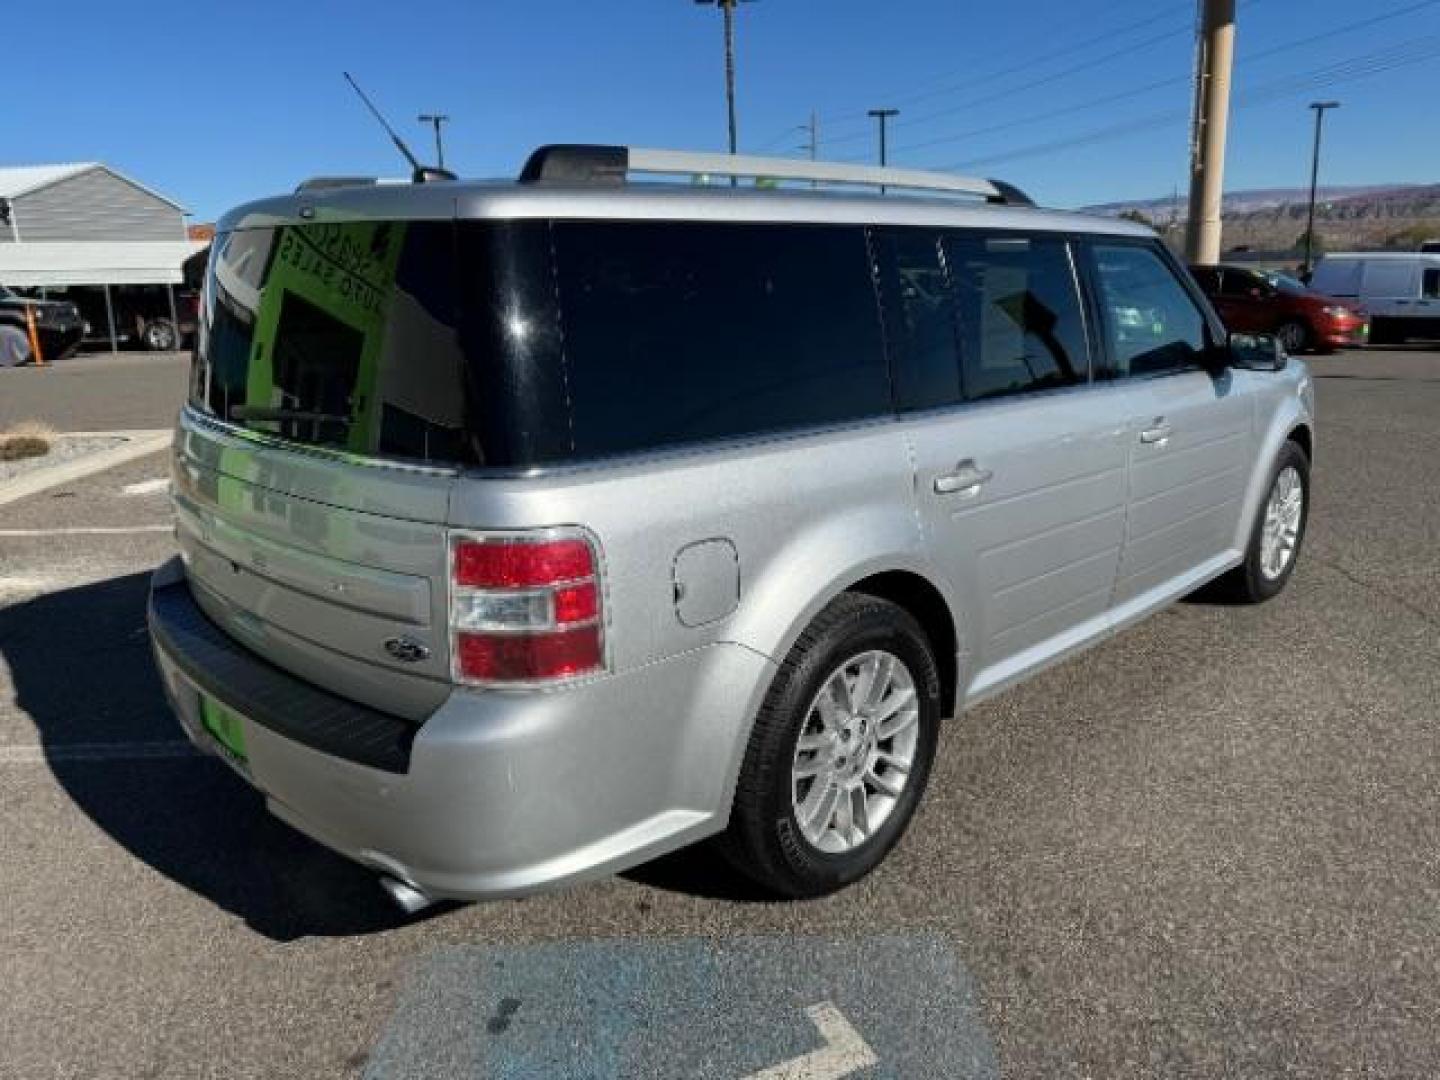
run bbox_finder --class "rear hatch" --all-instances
[177,208,483,719]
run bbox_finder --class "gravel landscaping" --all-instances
[0,434,126,485]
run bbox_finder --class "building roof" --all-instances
[0,163,97,199]
[0,162,187,212]
[0,240,208,287]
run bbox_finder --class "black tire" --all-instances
[1277,320,1311,355]
[1217,440,1311,603]
[1369,319,1405,347]
[141,318,178,351]
[721,593,942,898]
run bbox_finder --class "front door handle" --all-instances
[1139,420,1173,445]
[934,460,993,495]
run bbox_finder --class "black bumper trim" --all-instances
[149,577,416,773]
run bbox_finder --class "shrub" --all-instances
[0,421,55,461]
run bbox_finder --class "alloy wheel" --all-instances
[790,650,921,854]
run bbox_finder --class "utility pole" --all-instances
[798,111,820,188]
[804,110,819,161]
[1303,101,1340,278]
[417,113,450,169]
[695,0,755,184]
[868,108,899,193]
[1185,0,1237,264]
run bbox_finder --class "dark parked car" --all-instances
[35,284,198,351]
[0,286,83,365]
[1189,264,1368,354]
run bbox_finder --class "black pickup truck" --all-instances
[0,286,84,365]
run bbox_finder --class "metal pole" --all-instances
[723,0,738,185]
[103,283,118,354]
[868,109,899,193]
[1185,0,1237,264]
[166,283,181,353]
[1303,101,1339,277]
[418,114,450,169]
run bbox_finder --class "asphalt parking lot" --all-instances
[2,346,1439,1079]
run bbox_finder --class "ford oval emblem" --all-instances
[384,636,431,664]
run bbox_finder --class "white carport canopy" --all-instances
[0,240,206,287]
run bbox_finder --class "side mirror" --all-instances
[1228,331,1288,371]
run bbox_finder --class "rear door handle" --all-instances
[1139,421,1173,445]
[934,460,993,495]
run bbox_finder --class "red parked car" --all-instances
[1189,263,1369,354]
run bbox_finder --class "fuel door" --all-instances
[672,539,740,628]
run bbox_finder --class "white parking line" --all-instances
[0,524,172,537]
[0,741,198,765]
[121,478,170,496]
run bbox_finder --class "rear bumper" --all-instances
[148,559,774,900]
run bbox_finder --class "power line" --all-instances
[818,18,1196,150]
[879,0,1439,160]
[747,0,1193,152]
[930,33,1440,172]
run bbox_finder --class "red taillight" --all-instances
[455,626,603,682]
[448,531,605,686]
[453,538,594,588]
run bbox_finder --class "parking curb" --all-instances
[0,429,172,509]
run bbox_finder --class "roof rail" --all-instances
[518,145,1032,206]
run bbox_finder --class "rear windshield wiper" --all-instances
[228,405,351,425]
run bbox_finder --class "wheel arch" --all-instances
[846,569,960,720]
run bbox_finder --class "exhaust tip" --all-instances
[379,875,435,915]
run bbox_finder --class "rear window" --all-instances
[550,221,889,457]
[193,221,477,464]
[192,217,890,469]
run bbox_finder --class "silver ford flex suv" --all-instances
[149,146,1314,905]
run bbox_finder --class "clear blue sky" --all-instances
[7,0,1439,222]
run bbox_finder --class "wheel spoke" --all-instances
[865,767,904,799]
[877,703,919,741]
[803,778,841,834]
[796,731,831,753]
[873,686,916,723]
[793,754,829,780]
[851,787,871,838]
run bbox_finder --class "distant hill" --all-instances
[1085,183,1440,253]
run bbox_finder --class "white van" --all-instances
[1310,253,1440,344]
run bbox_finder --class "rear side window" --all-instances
[551,221,888,457]
[1089,243,1208,377]
[942,234,1089,400]
[1423,266,1440,299]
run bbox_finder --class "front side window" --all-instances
[943,234,1089,401]
[551,221,889,457]
[1090,243,1209,377]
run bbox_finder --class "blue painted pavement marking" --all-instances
[364,934,998,1079]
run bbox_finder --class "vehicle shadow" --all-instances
[621,842,785,904]
[0,571,412,942]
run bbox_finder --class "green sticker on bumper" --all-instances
[201,697,248,763]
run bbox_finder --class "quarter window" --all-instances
[942,234,1089,401]
[1090,243,1209,377]
[551,221,889,457]
[871,228,961,411]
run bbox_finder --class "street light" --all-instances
[418,113,451,170]
[1303,101,1340,278]
[695,0,756,176]
[868,109,899,193]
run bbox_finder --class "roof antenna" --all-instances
[343,72,455,184]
